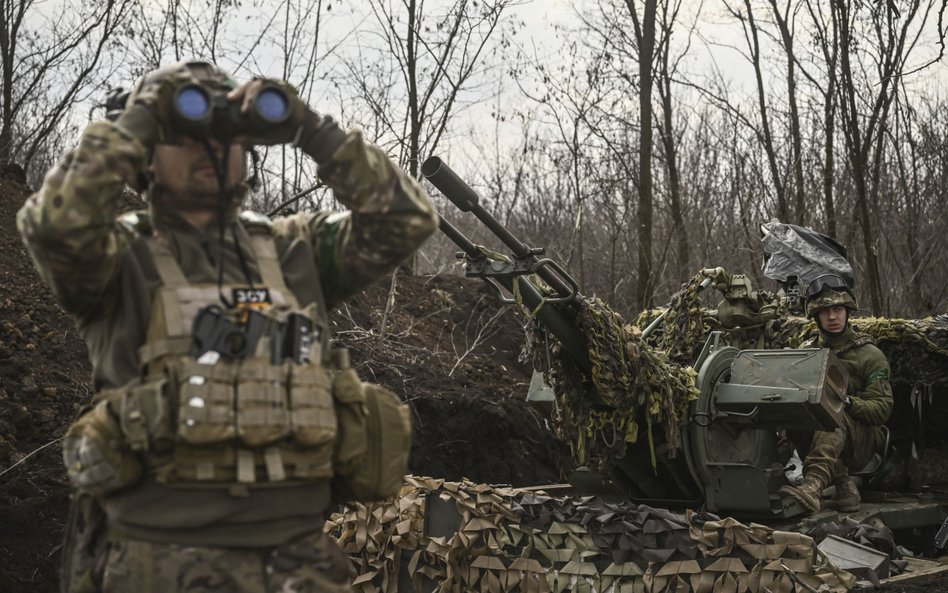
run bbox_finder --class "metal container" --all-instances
[713,348,848,431]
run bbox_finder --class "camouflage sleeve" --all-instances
[849,346,894,425]
[16,122,146,318]
[274,130,438,309]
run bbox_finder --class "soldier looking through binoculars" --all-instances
[18,61,438,593]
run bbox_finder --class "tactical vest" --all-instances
[107,219,337,485]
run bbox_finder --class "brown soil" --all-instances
[0,169,569,593]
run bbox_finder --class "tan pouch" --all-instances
[236,357,290,446]
[331,368,368,476]
[288,363,337,446]
[173,359,237,444]
[337,382,412,502]
[63,401,144,496]
[118,377,174,453]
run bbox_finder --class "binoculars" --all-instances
[172,82,291,142]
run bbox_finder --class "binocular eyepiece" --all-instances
[172,82,291,142]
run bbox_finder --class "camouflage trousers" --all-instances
[790,413,883,487]
[100,530,351,593]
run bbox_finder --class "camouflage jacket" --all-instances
[16,119,437,546]
[819,326,893,426]
[17,120,438,392]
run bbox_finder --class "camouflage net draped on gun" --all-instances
[527,290,700,471]
[654,273,715,365]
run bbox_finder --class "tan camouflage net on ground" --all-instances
[527,293,699,471]
[327,477,855,593]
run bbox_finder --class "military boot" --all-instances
[833,475,861,512]
[779,477,825,513]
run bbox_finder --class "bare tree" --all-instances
[723,0,791,222]
[831,0,946,315]
[627,0,659,309]
[0,0,132,176]
[801,0,841,237]
[344,0,521,177]
[654,0,698,280]
[767,0,807,225]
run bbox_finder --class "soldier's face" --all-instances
[817,305,847,334]
[150,137,247,211]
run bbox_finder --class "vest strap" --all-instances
[146,235,188,287]
[264,447,287,482]
[248,233,290,295]
[237,450,256,483]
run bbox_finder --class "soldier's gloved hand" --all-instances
[62,401,143,497]
[117,63,204,148]
[227,79,346,162]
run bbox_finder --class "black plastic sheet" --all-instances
[760,222,853,289]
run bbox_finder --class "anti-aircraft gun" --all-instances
[422,157,852,520]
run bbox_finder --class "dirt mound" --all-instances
[332,273,569,486]
[0,175,88,593]
[0,172,568,593]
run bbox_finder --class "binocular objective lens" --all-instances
[176,86,211,121]
[256,88,289,122]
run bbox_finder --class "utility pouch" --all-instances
[331,368,368,476]
[118,377,174,453]
[236,357,290,446]
[287,363,336,446]
[63,402,144,497]
[173,359,237,444]
[332,374,412,502]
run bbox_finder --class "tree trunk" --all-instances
[657,6,688,279]
[743,0,788,221]
[630,0,658,309]
[769,0,806,225]
[823,80,837,237]
[406,0,420,178]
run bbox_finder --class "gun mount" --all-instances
[423,157,880,520]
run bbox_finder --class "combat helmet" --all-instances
[804,274,858,318]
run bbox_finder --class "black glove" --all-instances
[234,79,345,160]
[843,396,853,411]
[237,79,309,146]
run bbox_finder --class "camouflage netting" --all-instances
[526,292,699,472]
[635,309,948,388]
[327,477,856,593]
[653,273,715,366]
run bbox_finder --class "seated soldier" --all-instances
[779,274,893,513]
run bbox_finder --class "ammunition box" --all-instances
[713,348,848,431]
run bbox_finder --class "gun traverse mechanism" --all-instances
[423,156,850,519]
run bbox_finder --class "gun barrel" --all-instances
[422,156,575,299]
[421,157,480,212]
[439,218,480,260]
[422,157,599,384]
